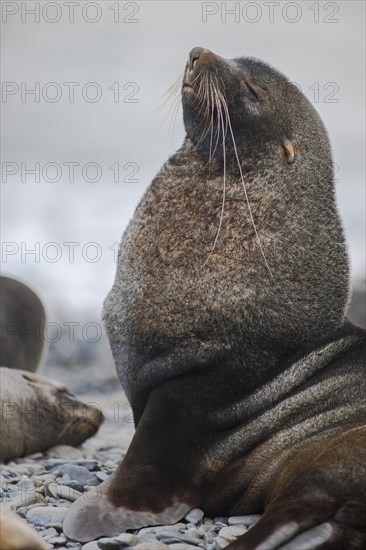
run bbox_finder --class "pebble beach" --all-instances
[0,387,260,550]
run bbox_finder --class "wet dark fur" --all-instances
[63,48,366,548]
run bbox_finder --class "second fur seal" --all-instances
[64,48,366,549]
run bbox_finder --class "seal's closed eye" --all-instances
[283,138,295,163]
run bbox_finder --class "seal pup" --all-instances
[63,48,366,548]
[0,276,47,372]
[0,367,103,461]
[0,509,48,550]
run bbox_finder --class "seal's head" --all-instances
[182,47,327,170]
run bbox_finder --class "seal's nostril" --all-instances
[189,47,208,70]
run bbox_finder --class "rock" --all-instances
[97,533,139,548]
[26,506,69,529]
[185,527,199,538]
[214,537,231,549]
[133,543,169,550]
[184,508,204,525]
[168,545,202,550]
[0,508,48,549]
[81,543,100,550]
[53,465,93,485]
[214,517,228,525]
[45,482,59,499]
[56,485,82,502]
[41,527,58,538]
[17,479,36,492]
[9,463,46,476]
[34,474,57,484]
[138,523,186,536]
[45,482,81,502]
[84,477,100,487]
[15,506,28,518]
[45,446,84,460]
[156,533,203,545]
[218,526,247,540]
[227,514,261,527]
[47,534,68,545]
[95,471,109,482]
[2,489,46,510]
[58,480,85,493]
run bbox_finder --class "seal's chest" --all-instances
[132,178,266,272]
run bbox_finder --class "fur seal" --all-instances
[0,276,47,372]
[0,509,48,550]
[0,367,103,462]
[63,47,366,548]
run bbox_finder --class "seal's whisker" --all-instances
[206,78,216,168]
[208,77,225,162]
[169,92,183,141]
[202,78,220,169]
[203,87,228,266]
[196,75,216,146]
[220,92,274,278]
[155,72,183,114]
[154,88,182,140]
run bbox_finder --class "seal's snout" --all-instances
[188,46,210,70]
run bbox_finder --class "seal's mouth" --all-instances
[182,81,194,93]
[182,46,213,96]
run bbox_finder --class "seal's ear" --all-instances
[283,139,295,164]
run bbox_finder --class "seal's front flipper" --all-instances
[63,476,192,542]
[63,385,206,542]
[226,500,366,550]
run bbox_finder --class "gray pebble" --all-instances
[156,533,204,545]
[81,543,100,550]
[138,523,186,536]
[41,527,58,538]
[228,514,261,527]
[17,479,36,492]
[184,508,204,525]
[54,465,93,485]
[132,543,169,550]
[15,506,28,518]
[56,485,82,502]
[213,518,228,525]
[26,506,69,529]
[97,533,139,548]
[58,480,85,493]
[84,477,101,487]
[21,463,47,476]
[168,545,202,550]
[45,482,59,499]
[47,534,68,545]
[43,459,74,470]
[35,474,58,484]
[2,489,46,510]
[214,537,231,549]
[185,527,199,538]
[95,471,110,481]
[218,526,247,540]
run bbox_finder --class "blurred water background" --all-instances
[1,1,365,381]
